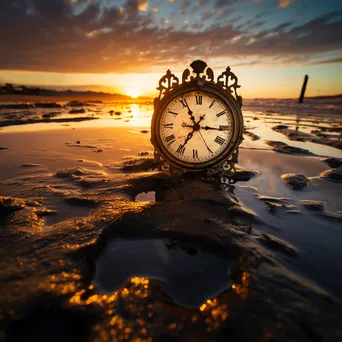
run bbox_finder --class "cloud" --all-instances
[0,1,341,74]
[278,0,294,9]
[308,57,342,65]
[231,60,261,67]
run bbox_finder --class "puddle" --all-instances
[94,239,232,308]
[135,191,155,202]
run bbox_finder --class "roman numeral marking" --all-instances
[209,100,216,108]
[214,136,225,145]
[219,125,229,131]
[196,95,202,105]
[165,134,176,144]
[179,99,188,108]
[163,123,173,129]
[193,149,199,159]
[216,111,226,118]
[176,144,186,155]
[168,111,178,117]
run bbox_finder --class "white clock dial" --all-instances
[159,90,234,164]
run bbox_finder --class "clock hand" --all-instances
[198,130,213,154]
[183,98,196,123]
[202,126,219,130]
[202,126,229,131]
[182,114,205,129]
[179,129,195,151]
[197,114,205,124]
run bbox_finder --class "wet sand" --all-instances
[0,100,342,341]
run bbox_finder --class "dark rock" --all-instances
[265,201,278,212]
[258,195,290,204]
[301,200,326,212]
[0,196,25,216]
[0,103,34,109]
[21,163,40,168]
[272,125,289,130]
[96,149,103,153]
[319,168,342,183]
[326,141,342,150]
[69,108,86,114]
[64,197,98,207]
[34,102,62,108]
[257,233,298,257]
[115,111,121,115]
[232,167,261,182]
[321,157,342,168]
[265,141,314,155]
[67,101,92,107]
[0,146,8,150]
[281,173,309,190]
[54,167,87,178]
[42,112,61,118]
[322,210,342,222]
[121,158,159,172]
[141,130,149,134]
[244,130,260,141]
[76,141,80,144]
[138,151,150,156]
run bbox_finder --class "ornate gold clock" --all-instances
[151,60,244,180]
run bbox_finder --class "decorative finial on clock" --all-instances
[190,60,207,76]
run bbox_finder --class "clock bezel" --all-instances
[151,81,244,171]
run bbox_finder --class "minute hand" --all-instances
[202,126,229,131]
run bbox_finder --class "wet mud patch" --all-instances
[281,173,309,190]
[120,157,160,172]
[256,233,298,258]
[321,157,342,168]
[265,140,314,155]
[319,168,342,183]
[94,238,233,308]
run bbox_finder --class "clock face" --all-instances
[158,90,234,165]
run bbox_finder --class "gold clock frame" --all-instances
[151,60,244,178]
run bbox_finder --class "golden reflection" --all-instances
[231,271,250,300]
[130,104,139,120]
[45,271,250,341]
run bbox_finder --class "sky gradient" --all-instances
[1,0,341,98]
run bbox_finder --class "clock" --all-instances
[151,60,244,179]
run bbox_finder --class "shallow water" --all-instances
[95,238,232,308]
[1,98,342,341]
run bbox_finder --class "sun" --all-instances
[126,90,140,99]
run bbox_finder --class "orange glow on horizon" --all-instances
[126,89,140,99]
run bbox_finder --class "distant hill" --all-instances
[0,83,149,101]
[307,94,342,100]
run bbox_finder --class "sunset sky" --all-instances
[0,0,341,98]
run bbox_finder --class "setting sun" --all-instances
[126,90,140,99]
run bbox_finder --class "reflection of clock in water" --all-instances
[151,60,244,177]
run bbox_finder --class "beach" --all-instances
[1,97,342,341]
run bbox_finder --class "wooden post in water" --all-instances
[298,74,309,103]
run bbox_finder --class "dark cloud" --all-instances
[0,1,341,73]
